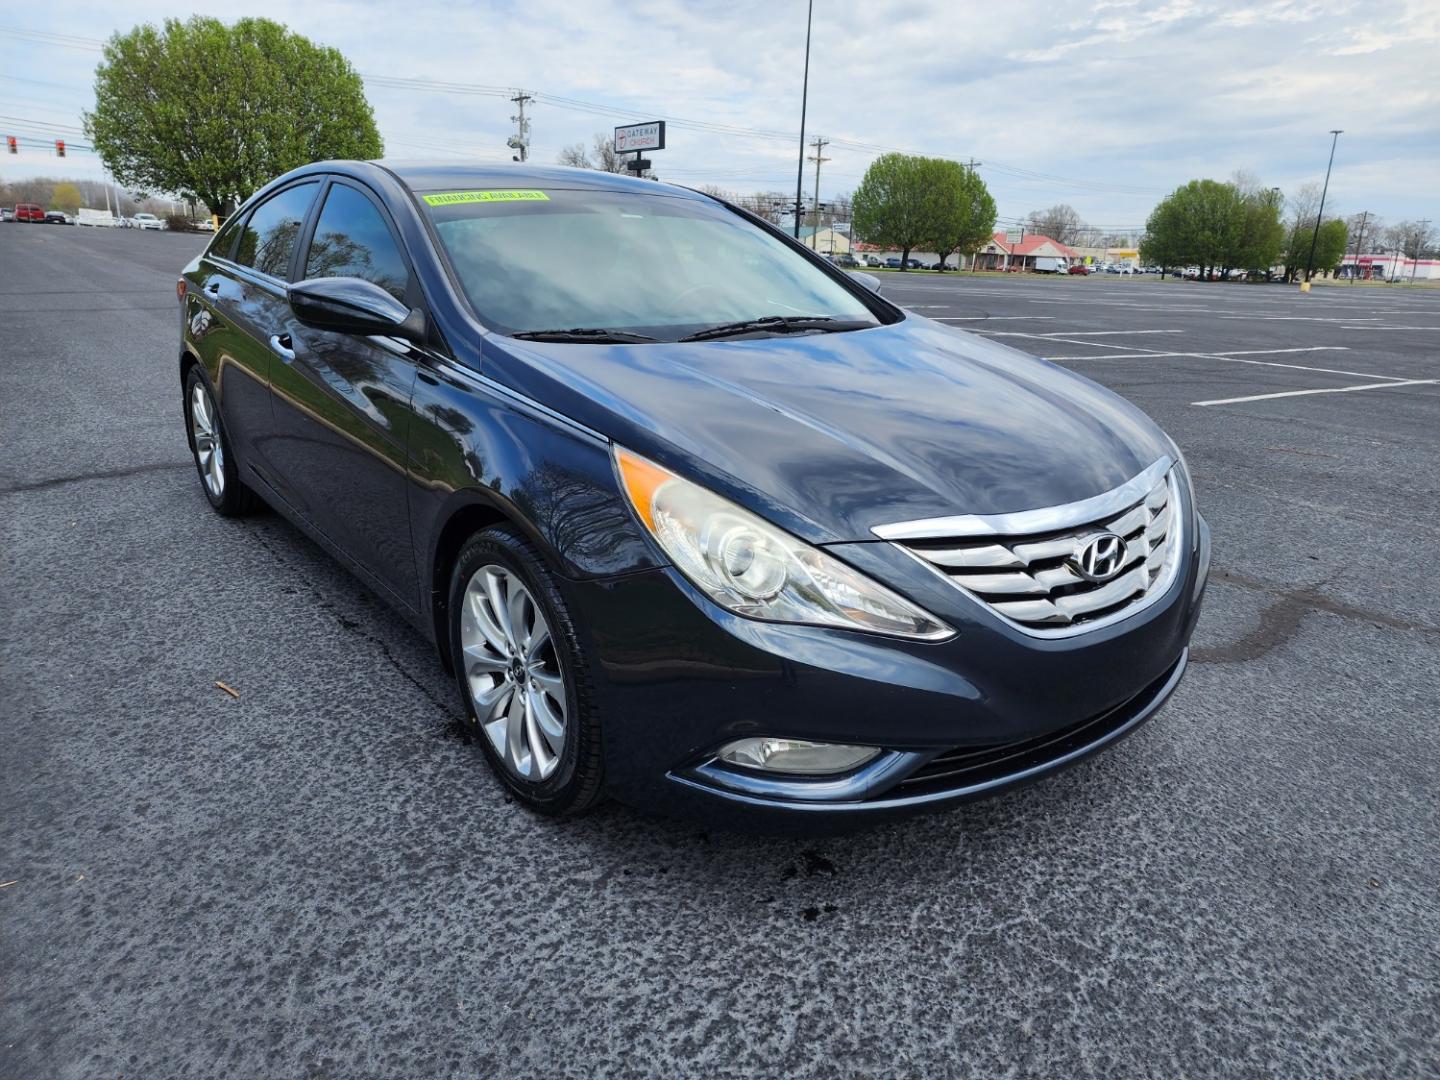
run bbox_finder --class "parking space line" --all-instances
[1033,329,1182,337]
[1194,379,1440,407]
[931,315,1057,321]
[1035,342,1417,384]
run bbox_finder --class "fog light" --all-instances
[717,737,880,775]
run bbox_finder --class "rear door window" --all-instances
[234,182,319,279]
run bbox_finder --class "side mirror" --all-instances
[287,276,425,343]
[849,271,882,294]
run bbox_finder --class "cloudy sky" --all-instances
[2,0,1436,229]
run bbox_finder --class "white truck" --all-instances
[1033,256,1068,274]
[76,207,119,228]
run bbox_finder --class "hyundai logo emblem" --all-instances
[1070,532,1127,582]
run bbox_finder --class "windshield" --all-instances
[420,187,881,340]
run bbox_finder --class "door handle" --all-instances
[269,334,296,362]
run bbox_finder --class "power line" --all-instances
[0,22,1165,198]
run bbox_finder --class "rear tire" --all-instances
[447,524,604,816]
[184,368,253,516]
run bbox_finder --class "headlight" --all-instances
[615,446,952,640]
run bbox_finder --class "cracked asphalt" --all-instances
[3,228,1439,1078]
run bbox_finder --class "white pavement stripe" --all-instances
[1043,351,1409,380]
[1341,325,1440,331]
[1194,380,1440,407]
[1032,329,1183,337]
[930,315,1056,321]
[1208,347,1350,355]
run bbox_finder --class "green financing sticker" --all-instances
[422,190,550,206]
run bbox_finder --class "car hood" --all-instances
[486,315,1172,544]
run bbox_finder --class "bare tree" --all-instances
[1025,203,1086,245]
[555,132,640,175]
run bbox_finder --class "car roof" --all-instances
[372,160,709,201]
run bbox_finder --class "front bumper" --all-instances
[568,513,1211,830]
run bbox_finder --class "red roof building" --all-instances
[974,232,1079,271]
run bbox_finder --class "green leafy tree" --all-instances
[852,153,952,269]
[50,182,83,214]
[1282,216,1348,281]
[1139,179,1247,278]
[84,16,382,214]
[1232,182,1285,273]
[930,165,997,270]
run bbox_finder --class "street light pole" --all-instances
[792,0,813,239]
[1303,129,1343,283]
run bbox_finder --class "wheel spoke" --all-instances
[467,584,511,656]
[462,644,508,675]
[524,614,551,663]
[505,687,530,776]
[524,696,555,774]
[484,569,516,651]
[527,686,565,749]
[508,584,533,653]
[529,668,564,700]
[474,679,511,725]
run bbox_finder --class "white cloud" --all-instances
[1,0,1436,223]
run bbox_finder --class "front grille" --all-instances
[876,459,1182,636]
[886,655,1182,799]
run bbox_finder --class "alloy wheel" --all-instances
[189,383,225,498]
[459,564,568,781]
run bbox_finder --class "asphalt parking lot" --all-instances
[3,226,1438,1078]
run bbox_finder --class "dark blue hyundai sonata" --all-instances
[177,161,1210,828]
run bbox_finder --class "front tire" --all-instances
[447,525,604,816]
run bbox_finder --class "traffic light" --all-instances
[6,136,16,154]
[56,139,65,157]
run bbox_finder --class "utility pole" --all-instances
[807,137,830,249]
[1303,129,1343,283]
[793,0,813,239]
[963,160,981,268]
[507,91,533,162]
[1351,210,1369,281]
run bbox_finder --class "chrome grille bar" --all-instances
[880,459,1184,637]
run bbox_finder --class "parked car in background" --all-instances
[0,208,14,222]
[15,203,45,222]
[77,208,119,227]
[884,257,902,268]
[176,160,1209,828]
[44,210,72,225]
[833,254,859,268]
[192,219,216,232]
[132,212,165,231]
[863,255,882,267]
[1067,263,1090,275]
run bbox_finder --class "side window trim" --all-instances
[288,176,333,284]
[207,205,252,265]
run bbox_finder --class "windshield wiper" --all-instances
[510,327,658,344]
[677,315,871,342]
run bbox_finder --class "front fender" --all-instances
[407,357,661,586]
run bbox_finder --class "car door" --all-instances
[190,183,318,484]
[213,181,323,488]
[267,177,420,607]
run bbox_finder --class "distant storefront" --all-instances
[975,232,1079,271]
[1338,251,1440,281]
